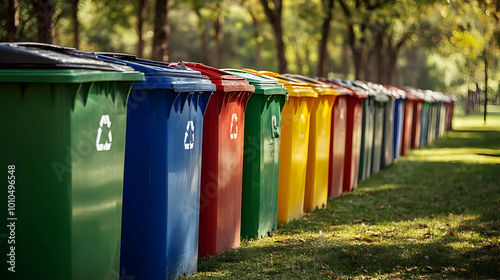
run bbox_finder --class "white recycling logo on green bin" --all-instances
[184,120,195,150]
[96,115,112,152]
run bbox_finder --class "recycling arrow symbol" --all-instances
[184,121,195,150]
[230,113,238,139]
[96,115,112,152]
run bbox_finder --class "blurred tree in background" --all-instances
[1,0,499,100]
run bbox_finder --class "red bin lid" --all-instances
[170,62,254,93]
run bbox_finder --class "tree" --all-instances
[137,0,149,58]
[72,0,79,48]
[31,0,56,44]
[317,0,335,77]
[259,0,287,72]
[152,0,171,62]
[6,0,20,42]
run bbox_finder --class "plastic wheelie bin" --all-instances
[283,74,337,211]
[400,88,418,156]
[334,80,369,192]
[425,91,437,145]
[381,86,396,169]
[221,69,288,239]
[97,54,215,279]
[172,63,254,257]
[437,93,447,138]
[405,87,424,149]
[246,70,317,223]
[385,86,405,160]
[371,84,390,175]
[420,100,430,147]
[355,82,376,181]
[0,43,144,280]
[317,78,351,199]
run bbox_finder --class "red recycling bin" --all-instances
[338,82,368,192]
[317,78,352,198]
[405,88,424,149]
[172,63,254,256]
[400,88,418,156]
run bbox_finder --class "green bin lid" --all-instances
[221,69,288,96]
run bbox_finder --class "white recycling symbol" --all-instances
[96,115,112,152]
[230,113,238,139]
[184,121,195,150]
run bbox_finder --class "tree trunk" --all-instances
[6,0,20,42]
[32,0,56,44]
[249,11,263,69]
[137,0,149,58]
[213,12,224,68]
[72,0,80,49]
[317,0,335,77]
[195,8,211,65]
[484,54,488,123]
[259,0,287,72]
[152,0,170,62]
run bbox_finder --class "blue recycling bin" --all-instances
[99,54,215,279]
[393,89,405,160]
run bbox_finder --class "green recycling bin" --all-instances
[0,43,143,280]
[356,82,375,181]
[381,86,396,169]
[222,69,288,239]
[371,85,390,175]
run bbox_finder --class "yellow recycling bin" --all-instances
[283,74,338,212]
[244,69,318,223]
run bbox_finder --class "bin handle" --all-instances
[272,116,280,138]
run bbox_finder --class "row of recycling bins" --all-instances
[0,43,456,280]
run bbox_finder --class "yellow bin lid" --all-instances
[243,69,318,98]
[282,74,338,96]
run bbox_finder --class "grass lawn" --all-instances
[184,105,500,279]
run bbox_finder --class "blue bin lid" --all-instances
[97,53,215,93]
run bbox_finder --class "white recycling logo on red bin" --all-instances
[96,115,112,152]
[230,113,238,139]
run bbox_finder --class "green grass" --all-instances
[183,105,500,280]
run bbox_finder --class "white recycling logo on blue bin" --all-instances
[184,120,195,150]
[96,115,112,152]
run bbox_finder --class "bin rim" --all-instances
[384,85,406,99]
[0,68,144,83]
[316,77,354,96]
[0,43,139,73]
[243,69,318,98]
[97,54,216,92]
[401,87,424,101]
[221,68,289,96]
[333,79,369,99]
[281,74,338,96]
[172,62,255,93]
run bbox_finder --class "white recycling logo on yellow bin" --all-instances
[230,113,238,139]
[96,115,112,152]
[184,120,195,150]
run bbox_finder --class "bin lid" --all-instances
[331,79,369,99]
[221,69,288,97]
[423,90,436,103]
[243,69,317,98]
[362,83,390,103]
[97,53,216,92]
[0,43,144,83]
[282,74,337,96]
[402,87,424,101]
[170,62,254,93]
[384,85,406,99]
[0,43,134,72]
[316,77,354,96]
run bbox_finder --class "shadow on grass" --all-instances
[194,159,500,279]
